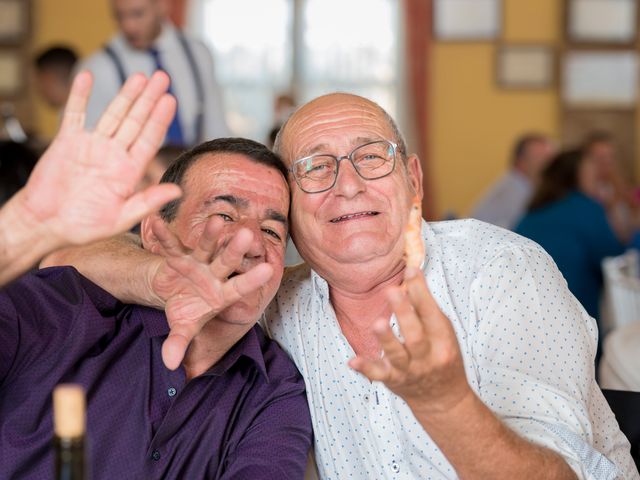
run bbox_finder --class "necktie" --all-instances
[148,47,185,147]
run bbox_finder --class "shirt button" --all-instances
[151,450,161,461]
[391,461,400,473]
[167,387,177,397]
[363,394,370,402]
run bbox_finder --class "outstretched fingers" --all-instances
[114,184,182,235]
[207,227,255,279]
[160,260,274,370]
[128,93,176,166]
[59,71,93,133]
[150,216,188,257]
[349,355,393,383]
[94,73,148,138]
[405,267,455,340]
[190,216,227,264]
[113,71,172,149]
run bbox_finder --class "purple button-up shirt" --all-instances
[0,267,312,479]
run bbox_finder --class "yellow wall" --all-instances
[430,0,561,218]
[32,0,115,138]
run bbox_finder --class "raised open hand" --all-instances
[146,216,274,370]
[349,267,472,414]
[20,70,181,247]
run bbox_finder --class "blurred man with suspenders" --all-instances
[79,0,229,148]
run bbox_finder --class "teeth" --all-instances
[331,211,377,222]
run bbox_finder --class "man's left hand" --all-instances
[349,267,472,414]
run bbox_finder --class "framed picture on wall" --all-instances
[567,0,637,44]
[563,51,638,107]
[0,0,29,43]
[434,0,501,41]
[496,45,554,89]
[0,50,22,96]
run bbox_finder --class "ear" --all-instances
[140,213,163,254]
[405,154,424,200]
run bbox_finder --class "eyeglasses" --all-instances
[289,140,398,194]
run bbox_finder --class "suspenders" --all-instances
[103,30,206,143]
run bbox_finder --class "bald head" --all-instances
[275,93,423,285]
[273,93,407,165]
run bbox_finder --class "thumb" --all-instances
[116,184,182,233]
[161,332,191,370]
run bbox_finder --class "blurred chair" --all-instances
[599,322,640,392]
[601,389,640,472]
[601,250,640,334]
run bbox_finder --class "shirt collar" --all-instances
[136,307,269,381]
[206,326,269,381]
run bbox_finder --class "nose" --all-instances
[239,221,266,266]
[332,157,366,198]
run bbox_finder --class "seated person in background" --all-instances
[583,131,640,243]
[267,93,296,149]
[47,93,637,478]
[516,149,628,356]
[0,138,312,479]
[0,70,181,288]
[34,45,78,111]
[0,141,39,205]
[471,133,555,230]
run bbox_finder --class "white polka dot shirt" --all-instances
[263,219,638,479]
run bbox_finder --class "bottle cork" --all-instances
[53,384,86,438]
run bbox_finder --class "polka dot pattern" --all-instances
[263,219,637,479]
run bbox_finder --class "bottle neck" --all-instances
[54,435,85,480]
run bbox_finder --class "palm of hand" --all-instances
[153,260,219,329]
[24,130,141,244]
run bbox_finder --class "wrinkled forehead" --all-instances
[185,153,288,200]
[281,94,395,164]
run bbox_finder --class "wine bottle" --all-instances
[53,384,86,480]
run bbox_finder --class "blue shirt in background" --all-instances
[516,191,625,321]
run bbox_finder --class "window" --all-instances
[188,0,400,142]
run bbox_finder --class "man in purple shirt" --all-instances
[0,138,312,479]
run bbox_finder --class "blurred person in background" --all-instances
[515,149,634,361]
[471,133,555,230]
[33,45,78,112]
[582,131,640,244]
[78,0,228,148]
[267,93,296,149]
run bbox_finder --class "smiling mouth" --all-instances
[330,211,380,223]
